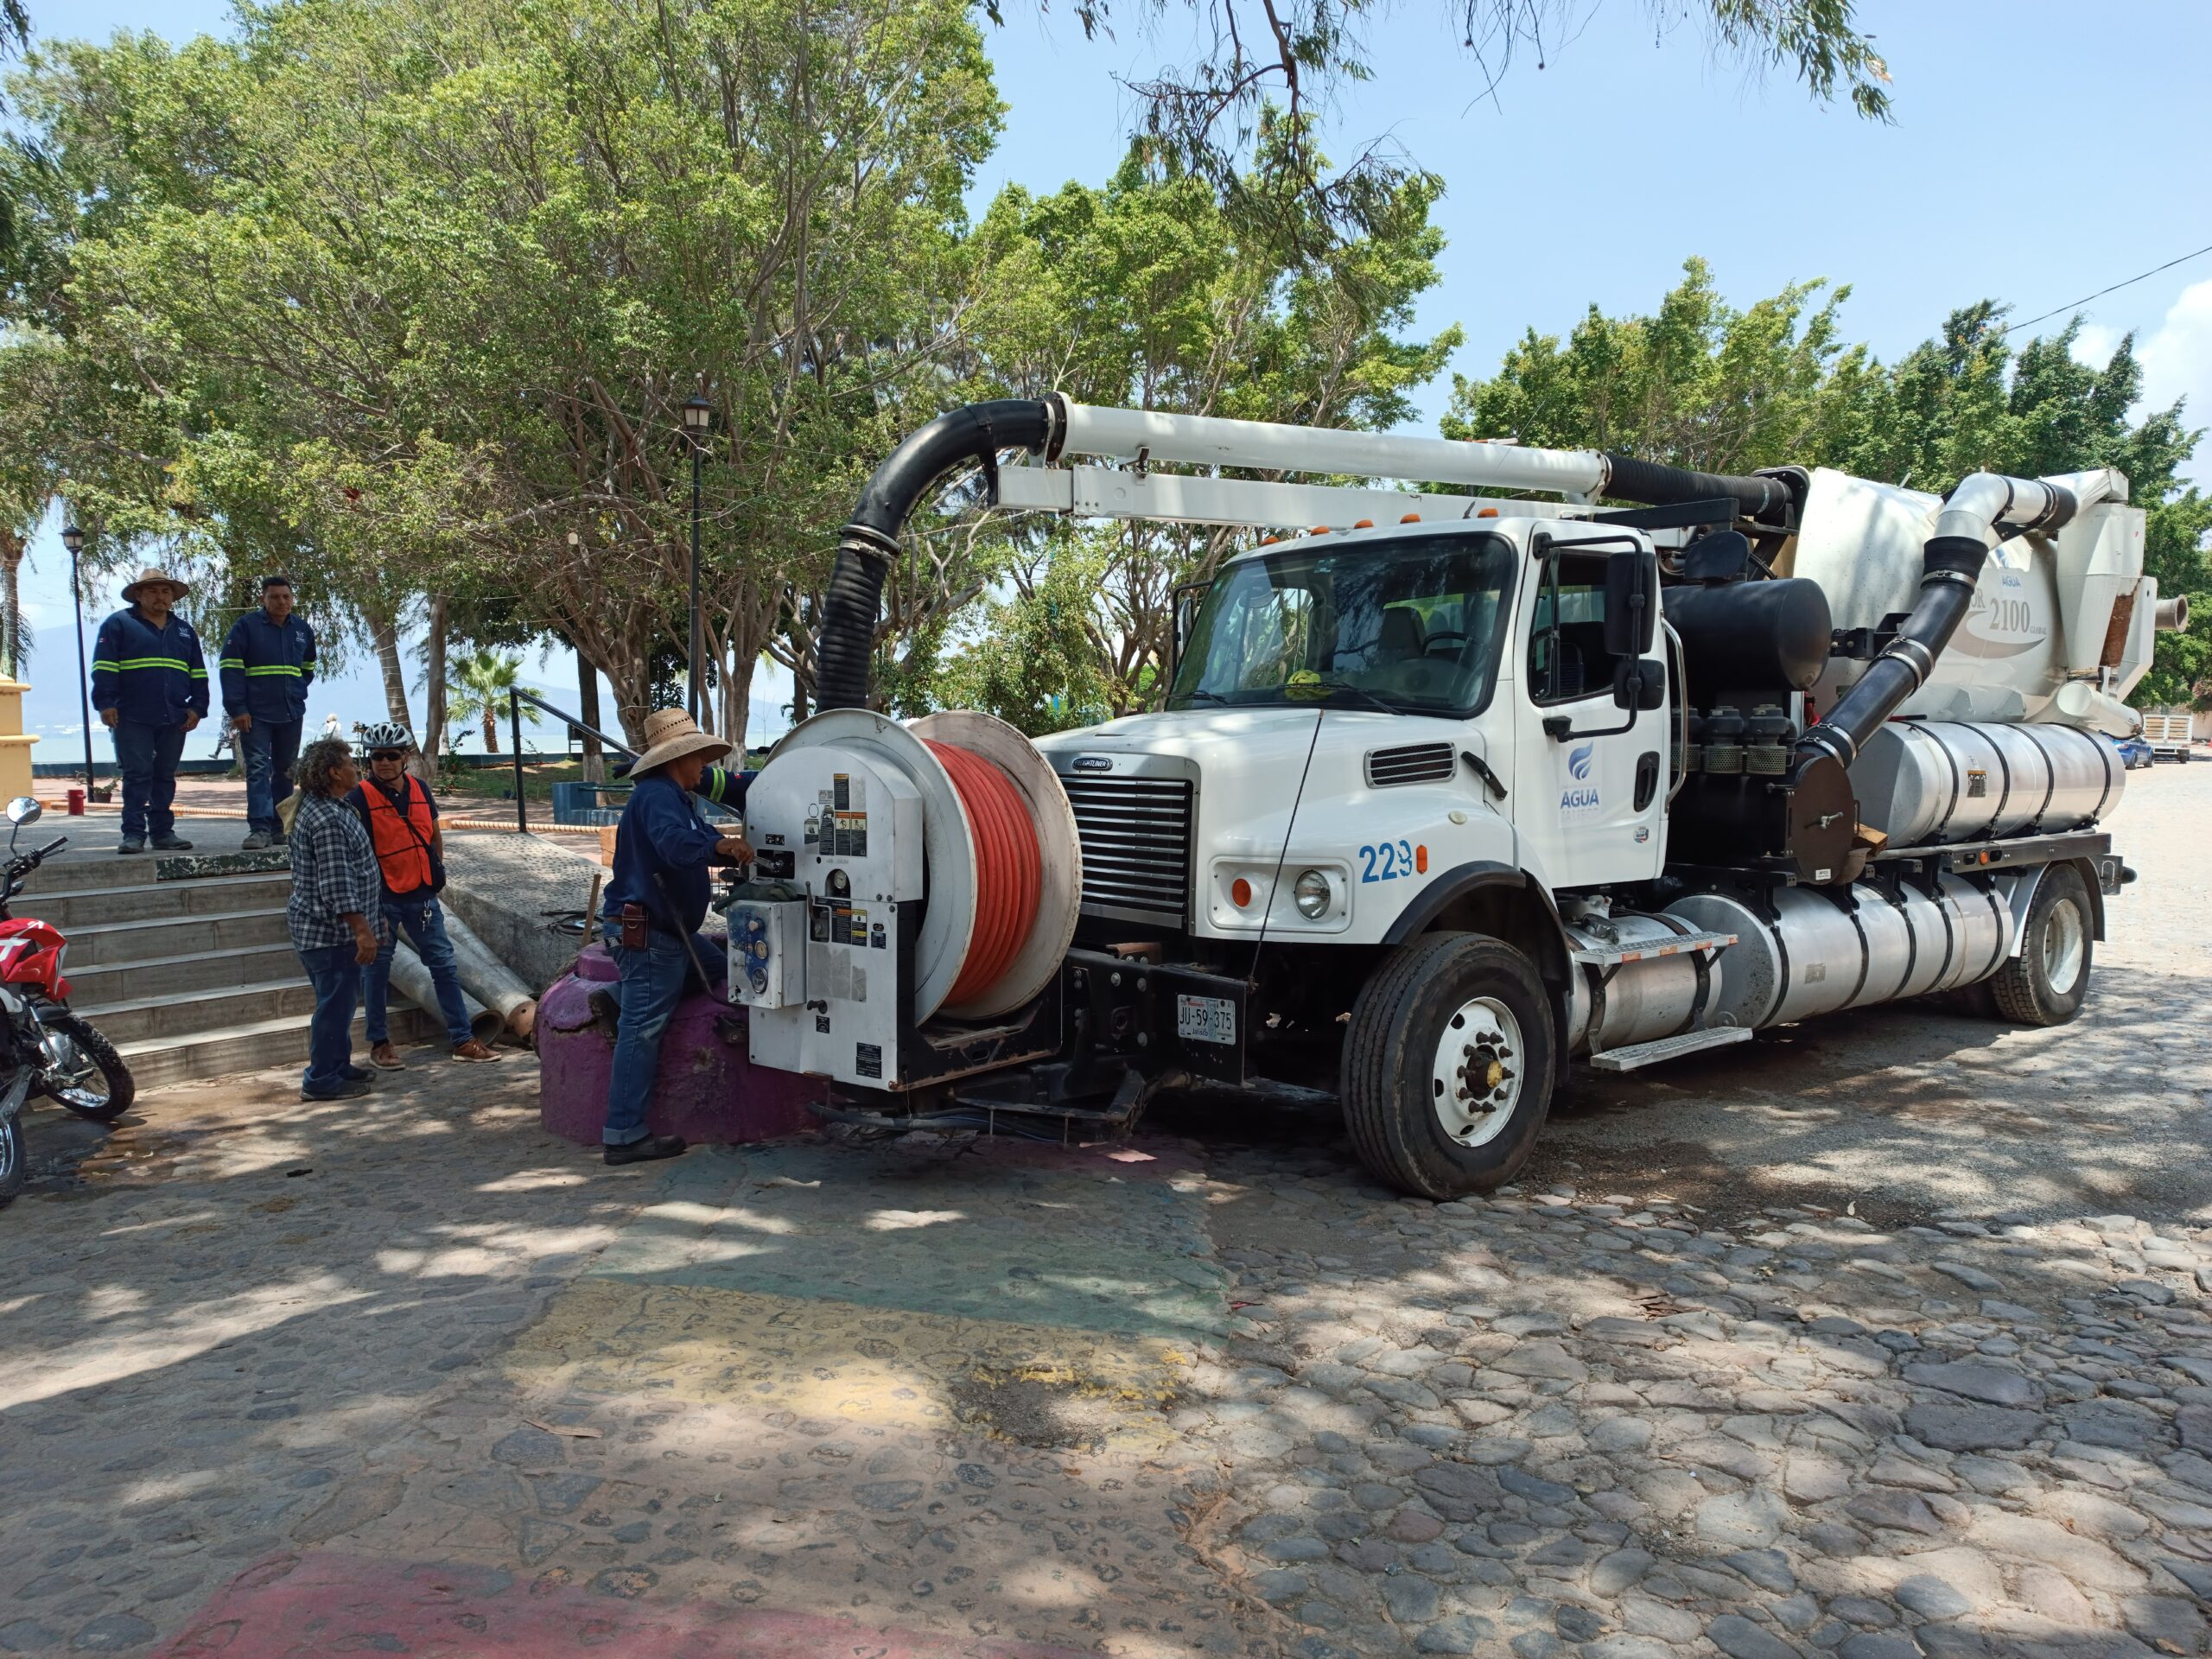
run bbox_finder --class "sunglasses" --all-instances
[369,750,407,763]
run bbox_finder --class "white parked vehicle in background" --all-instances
[2141,713,2196,762]
[721,399,2184,1198]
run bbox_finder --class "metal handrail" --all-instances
[506,688,638,835]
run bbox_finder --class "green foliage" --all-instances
[933,550,1115,737]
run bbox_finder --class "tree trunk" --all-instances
[718,648,750,760]
[416,595,448,785]
[483,701,499,753]
[367,603,412,726]
[576,641,604,783]
[0,531,20,680]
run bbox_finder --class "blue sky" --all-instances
[14,0,2212,760]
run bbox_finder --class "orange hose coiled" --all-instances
[925,741,1042,1007]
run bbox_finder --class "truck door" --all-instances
[1512,536,1669,888]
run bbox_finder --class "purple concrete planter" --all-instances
[538,943,822,1147]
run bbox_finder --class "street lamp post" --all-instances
[61,524,96,794]
[681,393,713,724]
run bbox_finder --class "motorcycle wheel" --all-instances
[0,1109,22,1205]
[41,1014,135,1122]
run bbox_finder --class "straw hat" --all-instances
[121,566,189,603]
[630,708,731,776]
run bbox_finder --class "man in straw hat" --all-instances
[91,567,210,855]
[597,708,752,1165]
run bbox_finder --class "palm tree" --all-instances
[447,650,541,753]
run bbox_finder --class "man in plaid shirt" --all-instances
[286,737,382,1100]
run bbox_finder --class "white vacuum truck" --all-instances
[724,398,2182,1198]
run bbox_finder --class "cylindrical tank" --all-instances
[1561,913,1708,1054]
[1662,578,1833,700]
[1850,720,2120,847]
[1665,875,2011,1030]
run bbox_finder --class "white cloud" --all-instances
[2138,278,2212,420]
[2070,321,2121,367]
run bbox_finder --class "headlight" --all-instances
[1294,869,1331,919]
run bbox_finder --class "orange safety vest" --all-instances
[362,776,438,894]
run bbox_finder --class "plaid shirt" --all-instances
[288,791,382,950]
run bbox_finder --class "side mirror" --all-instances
[1612,656,1667,713]
[5,798,41,825]
[1604,552,1659,657]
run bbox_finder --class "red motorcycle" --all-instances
[0,797,135,1207]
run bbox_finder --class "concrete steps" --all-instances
[19,842,440,1090]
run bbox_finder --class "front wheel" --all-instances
[1342,931,1557,1198]
[0,1109,22,1206]
[39,1014,135,1122]
[1989,865,2093,1027]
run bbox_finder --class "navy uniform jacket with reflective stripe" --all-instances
[90,607,211,728]
[219,609,317,722]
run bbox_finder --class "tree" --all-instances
[447,651,541,755]
[2,0,1000,750]
[1008,0,1889,244]
[1445,261,2210,708]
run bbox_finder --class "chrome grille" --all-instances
[1058,772,1193,926]
[1365,741,1455,788]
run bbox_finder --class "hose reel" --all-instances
[753,709,1081,1025]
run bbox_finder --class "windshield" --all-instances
[1169,530,1516,715]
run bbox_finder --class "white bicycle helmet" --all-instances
[359,721,416,753]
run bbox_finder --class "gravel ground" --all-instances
[0,760,2203,1658]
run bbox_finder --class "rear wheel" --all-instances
[39,1014,135,1122]
[0,1110,22,1206]
[1990,865,2093,1027]
[1342,931,1556,1198]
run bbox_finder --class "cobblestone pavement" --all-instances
[0,766,2207,1657]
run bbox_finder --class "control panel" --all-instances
[735,744,925,1086]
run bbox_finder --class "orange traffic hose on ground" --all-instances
[924,740,1042,1007]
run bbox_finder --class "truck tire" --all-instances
[1342,931,1556,1199]
[1990,864,2093,1027]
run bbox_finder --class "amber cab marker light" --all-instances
[1231,877,1254,908]
[1477,507,1500,518]
[1415,845,1428,874]
[1400,513,1422,523]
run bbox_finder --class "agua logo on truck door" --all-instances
[1561,741,1602,817]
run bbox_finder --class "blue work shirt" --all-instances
[219,608,317,722]
[601,767,751,935]
[90,607,210,728]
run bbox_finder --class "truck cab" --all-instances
[1035,516,1672,953]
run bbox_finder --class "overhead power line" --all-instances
[2000,240,2212,337]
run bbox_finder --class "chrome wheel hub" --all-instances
[1431,995,1522,1148]
[2041,898,2085,995]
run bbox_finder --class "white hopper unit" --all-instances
[1785,467,2154,730]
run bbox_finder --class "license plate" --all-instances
[1176,994,1236,1046]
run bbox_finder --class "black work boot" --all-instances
[605,1135,687,1166]
[151,833,194,851]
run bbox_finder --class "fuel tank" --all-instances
[1849,720,2121,847]
[1665,876,2012,1029]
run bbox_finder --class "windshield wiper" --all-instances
[1179,689,1230,706]
[1316,681,1408,716]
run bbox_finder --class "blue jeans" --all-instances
[601,925,722,1146]
[112,720,188,841]
[365,894,474,1048]
[241,717,303,836]
[297,942,362,1096]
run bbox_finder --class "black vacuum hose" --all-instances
[816,398,1058,711]
[1602,453,1796,524]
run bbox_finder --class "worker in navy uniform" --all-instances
[598,709,751,1166]
[90,566,209,855]
[219,572,316,849]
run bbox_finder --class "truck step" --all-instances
[1589,1024,1754,1072]
[1571,928,1736,968]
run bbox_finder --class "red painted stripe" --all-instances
[163,1552,1090,1659]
